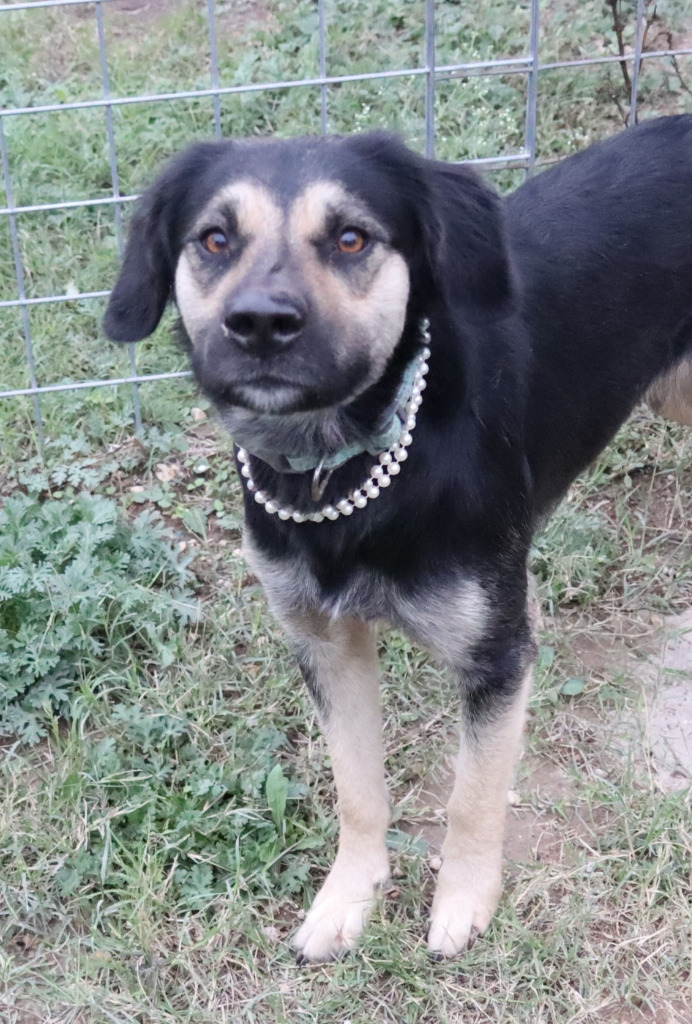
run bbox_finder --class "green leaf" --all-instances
[537,645,555,671]
[181,506,208,539]
[561,677,586,697]
[265,763,288,829]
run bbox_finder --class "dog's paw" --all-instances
[426,859,502,959]
[293,853,389,963]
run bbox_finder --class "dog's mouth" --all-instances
[198,371,359,416]
[191,347,373,417]
[227,378,316,414]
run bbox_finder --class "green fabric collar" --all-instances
[240,351,423,475]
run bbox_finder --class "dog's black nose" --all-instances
[224,292,305,355]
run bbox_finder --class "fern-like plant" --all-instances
[0,492,197,744]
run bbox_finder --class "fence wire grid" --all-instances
[1,0,691,448]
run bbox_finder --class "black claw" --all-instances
[295,947,350,966]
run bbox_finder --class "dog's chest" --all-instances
[245,539,489,666]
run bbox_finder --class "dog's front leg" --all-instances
[290,616,390,962]
[427,644,534,959]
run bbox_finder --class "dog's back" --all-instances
[505,115,692,512]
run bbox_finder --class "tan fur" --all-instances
[244,537,389,960]
[244,534,531,960]
[288,182,410,377]
[280,612,391,962]
[174,178,409,395]
[396,579,488,666]
[244,534,392,955]
[175,182,284,341]
[646,357,692,427]
[427,666,533,957]
[243,533,489,659]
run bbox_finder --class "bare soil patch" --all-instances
[399,608,691,872]
[623,608,692,792]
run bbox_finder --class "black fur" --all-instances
[104,116,692,700]
[104,118,692,955]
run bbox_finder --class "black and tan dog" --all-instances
[104,115,692,961]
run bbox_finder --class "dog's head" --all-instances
[104,133,512,434]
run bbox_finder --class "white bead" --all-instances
[400,431,413,447]
[337,501,354,515]
[323,505,339,520]
[292,511,307,523]
[406,415,416,430]
[379,451,393,465]
[241,464,251,478]
[353,492,368,508]
[371,465,384,479]
[246,480,257,492]
[255,490,268,504]
[410,396,422,412]
[310,512,324,522]
[395,448,408,462]
[237,448,249,464]
[277,509,292,520]
[264,500,279,514]
[420,317,430,331]
[418,378,427,391]
[387,461,400,475]
[422,346,431,359]
[365,483,380,499]
[379,473,391,487]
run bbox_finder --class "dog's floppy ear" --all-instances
[103,142,221,343]
[420,161,515,319]
[345,133,514,320]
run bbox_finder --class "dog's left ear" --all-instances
[420,161,515,320]
[347,134,514,320]
[104,142,221,343]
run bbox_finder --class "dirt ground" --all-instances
[404,610,692,871]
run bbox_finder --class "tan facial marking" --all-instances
[289,182,410,379]
[174,181,284,343]
[175,177,410,398]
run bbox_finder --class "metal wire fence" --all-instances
[1,0,691,448]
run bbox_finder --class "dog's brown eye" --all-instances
[337,228,367,254]
[201,229,229,255]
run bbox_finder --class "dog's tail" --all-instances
[646,356,692,427]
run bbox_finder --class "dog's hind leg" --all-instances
[646,356,692,427]
[289,616,390,962]
[427,641,533,959]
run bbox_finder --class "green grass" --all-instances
[1,1,692,1021]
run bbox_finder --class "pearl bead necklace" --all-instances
[237,320,431,524]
